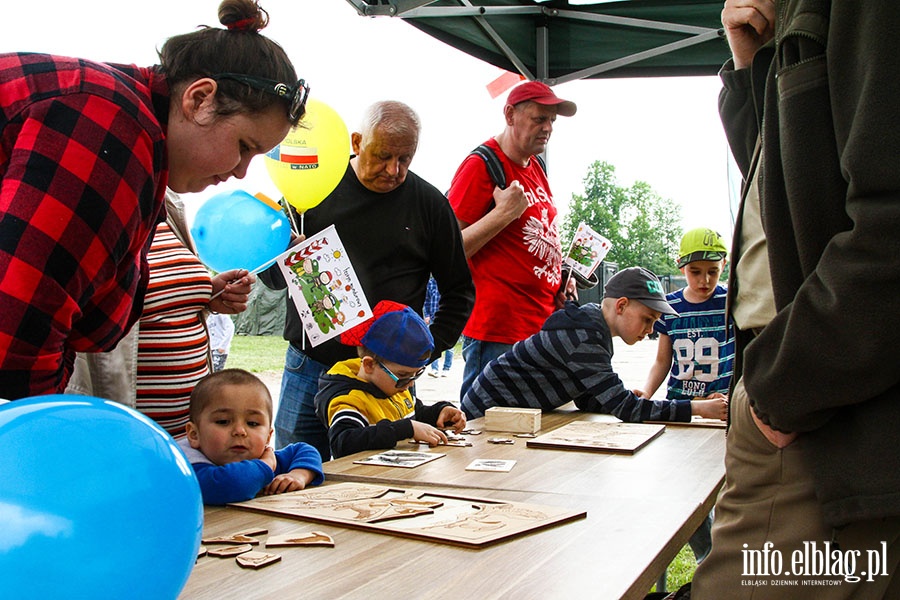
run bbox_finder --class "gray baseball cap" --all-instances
[603,267,678,316]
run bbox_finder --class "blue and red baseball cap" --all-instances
[340,300,434,368]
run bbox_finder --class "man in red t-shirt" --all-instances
[447,81,577,399]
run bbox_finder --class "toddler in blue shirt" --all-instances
[179,368,324,505]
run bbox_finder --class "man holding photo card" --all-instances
[260,101,474,461]
[447,81,577,400]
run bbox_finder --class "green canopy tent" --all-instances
[343,0,731,84]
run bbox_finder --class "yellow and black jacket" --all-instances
[315,358,453,459]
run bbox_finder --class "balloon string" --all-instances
[282,197,300,237]
[300,212,307,353]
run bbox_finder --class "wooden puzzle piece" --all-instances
[233,527,268,537]
[201,534,260,545]
[266,531,335,547]
[362,498,445,523]
[207,543,254,557]
[321,494,445,524]
[197,545,207,559]
[487,437,514,444]
[408,439,472,448]
[236,551,282,569]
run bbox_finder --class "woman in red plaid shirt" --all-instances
[0,0,308,399]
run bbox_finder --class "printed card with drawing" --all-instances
[465,459,517,472]
[353,450,445,468]
[275,224,371,346]
[564,222,612,280]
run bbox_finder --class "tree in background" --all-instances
[561,161,682,276]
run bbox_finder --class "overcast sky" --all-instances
[6,0,737,243]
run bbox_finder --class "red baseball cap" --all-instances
[506,81,577,117]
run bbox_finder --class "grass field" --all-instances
[226,334,289,373]
[225,333,698,593]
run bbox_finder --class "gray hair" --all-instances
[357,100,421,145]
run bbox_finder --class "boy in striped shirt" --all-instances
[638,228,734,404]
[461,267,727,422]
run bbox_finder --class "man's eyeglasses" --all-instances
[377,361,426,388]
[214,73,309,122]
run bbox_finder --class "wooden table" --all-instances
[180,408,725,600]
[325,410,725,502]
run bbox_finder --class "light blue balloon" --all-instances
[191,189,291,273]
[0,396,203,600]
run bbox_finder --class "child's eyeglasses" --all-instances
[377,361,426,388]
[213,73,309,122]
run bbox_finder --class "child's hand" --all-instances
[438,406,466,433]
[260,469,314,496]
[288,232,306,247]
[260,446,277,472]
[632,388,649,399]
[411,421,448,447]
[691,396,728,420]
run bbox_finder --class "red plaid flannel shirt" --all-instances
[0,53,169,398]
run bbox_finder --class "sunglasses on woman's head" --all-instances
[213,73,309,122]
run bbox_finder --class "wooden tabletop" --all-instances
[325,409,725,502]
[180,407,725,600]
[182,488,713,600]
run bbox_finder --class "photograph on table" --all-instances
[465,459,517,472]
[352,449,446,468]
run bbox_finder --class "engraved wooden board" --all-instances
[526,421,665,454]
[229,482,585,549]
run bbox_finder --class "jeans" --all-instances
[274,344,330,461]
[460,336,513,401]
[211,351,228,372]
[429,349,453,372]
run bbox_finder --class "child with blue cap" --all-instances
[315,300,466,459]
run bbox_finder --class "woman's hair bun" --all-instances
[219,0,269,33]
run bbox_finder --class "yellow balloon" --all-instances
[264,98,350,212]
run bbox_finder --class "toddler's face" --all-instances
[187,383,273,466]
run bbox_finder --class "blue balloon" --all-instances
[191,189,291,273]
[0,396,203,600]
